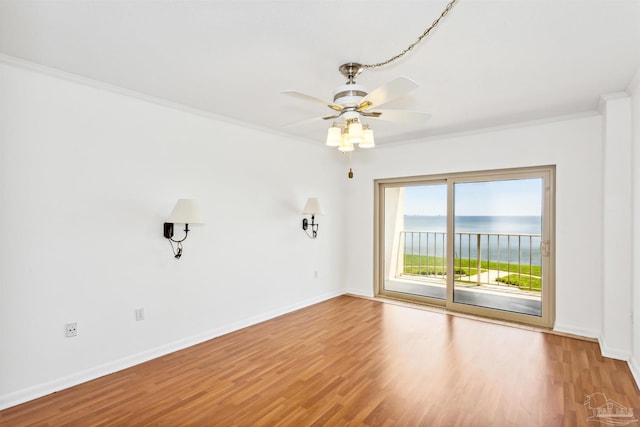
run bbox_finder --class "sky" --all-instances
[402,178,543,216]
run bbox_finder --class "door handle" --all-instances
[540,240,550,256]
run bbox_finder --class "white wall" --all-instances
[600,93,633,359]
[630,70,640,386]
[0,60,347,408]
[344,115,605,338]
[2,57,638,408]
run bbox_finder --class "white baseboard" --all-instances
[0,289,345,411]
[343,288,375,298]
[629,357,640,390]
[598,335,632,361]
[6,291,635,410]
[552,323,599,340]
[554,323,632,362]
[521,323,639,390]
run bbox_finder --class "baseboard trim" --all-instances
[0,289,345,411]
[552,323,599,340]
[629,357,640,391]
[597,335,632,361]
[4,290,636,409]
[343,288,374,298]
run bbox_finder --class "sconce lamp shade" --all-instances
[167,199,204,224]
[302,197,323,215]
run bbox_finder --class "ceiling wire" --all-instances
[361,0,458,70]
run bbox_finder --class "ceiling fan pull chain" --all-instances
[362,0,458,70]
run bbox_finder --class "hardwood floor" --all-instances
[1,295,639,426]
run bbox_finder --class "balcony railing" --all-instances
[400,230,542,292]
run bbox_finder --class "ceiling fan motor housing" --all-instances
[333,84,368,108]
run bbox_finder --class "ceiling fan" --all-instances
[282,62,431,151]
[280,0,457,179]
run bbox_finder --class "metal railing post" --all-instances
[476,233,481,286]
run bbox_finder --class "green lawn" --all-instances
[495,274,542,291]
[403,255,479,276]
[403,254,542,292]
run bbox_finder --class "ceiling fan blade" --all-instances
[280,116,326,129]
[360,76,419,109]
[281,90,343,112]
[360,111,382,118]
[356,101,374,112]
[322,113,342,120]
[366,109,431,124]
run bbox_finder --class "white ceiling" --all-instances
[1,0,639,145]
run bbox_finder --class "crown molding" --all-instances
[598,91,630,114]
[0,53,308,142]
[627,64,640,95]
[375,110,601,148]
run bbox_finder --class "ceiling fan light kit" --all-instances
[283,0,458,178]
[327,116,375,151]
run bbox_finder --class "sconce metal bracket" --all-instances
[302,215,318,239]
[163,222,174,239]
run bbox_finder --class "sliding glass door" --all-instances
[375,166,555,328]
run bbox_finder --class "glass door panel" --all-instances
[382,184,447,301]
[452,178,543,316]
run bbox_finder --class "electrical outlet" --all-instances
[65,322,77,338]
[135,308,145,321]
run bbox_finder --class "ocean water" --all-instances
[402,215,542,266]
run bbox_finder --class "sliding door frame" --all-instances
[374,165,556,328]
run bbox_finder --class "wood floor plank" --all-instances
[1,295,639,426]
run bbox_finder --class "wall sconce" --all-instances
[163,199,203,259]
[301,197,323,239]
